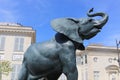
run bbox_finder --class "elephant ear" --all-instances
[51,18,83,43]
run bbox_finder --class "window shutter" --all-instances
[14,37,24,51]
[20,38,24,51]
[14,38,19,51]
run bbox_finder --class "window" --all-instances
[108,73,117,80]
[110,73,116,80]
[0,36,5,51]
[76,56,81,64]
[12,54,23,61]
[112,77,116,80]
[14,37,24,51]
[85,55,87,64]
[81,57,83,65]
[94,71,100,80]
[11,64,21,80]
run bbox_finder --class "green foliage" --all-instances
[0,60,12,75]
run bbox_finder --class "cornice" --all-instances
[0,26,36,43]
[0,28,35,33]
[76,50,85,56]
[86,45,118,53]
[0,25,33,30]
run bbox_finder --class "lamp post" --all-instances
[116,40,120,68]
[110,40,120,80]
[116,40,120,80]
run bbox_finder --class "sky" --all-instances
[0,0,120,47]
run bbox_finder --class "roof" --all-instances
[86,44,117,52]
[0,22,22,27]
[0,22,34,32]
[0,22,36,43]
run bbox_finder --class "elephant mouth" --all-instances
[85,27,100,39]
[79,26,101,39]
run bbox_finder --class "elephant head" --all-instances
[51,8,108,43]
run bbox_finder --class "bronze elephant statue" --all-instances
[18,8,108,80]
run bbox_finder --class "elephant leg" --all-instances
[18,62,28,80]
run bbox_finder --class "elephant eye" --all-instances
[88,19,93,22]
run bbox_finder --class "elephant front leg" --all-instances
[63,63,78,80]
[59,51,78,80]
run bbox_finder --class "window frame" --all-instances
[94,71,100,80]
[12,54,23,61]
[14,37,24,52]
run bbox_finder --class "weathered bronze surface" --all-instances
[18,8,108,80]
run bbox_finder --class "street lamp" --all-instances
[109,40,120,80]
[116,40,120,68]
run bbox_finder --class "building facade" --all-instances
[0,23,35,80]
[59,44,120,80]
[77,44,120,80]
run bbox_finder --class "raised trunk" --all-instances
[87,8,108,28]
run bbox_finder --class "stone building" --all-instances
[77,44,120,80]
[59,44,120,80]
[0,23,35,80]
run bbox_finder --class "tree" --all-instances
[0,60,12,80]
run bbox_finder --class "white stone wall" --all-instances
[79,45,120,80]
[0,24,35,80]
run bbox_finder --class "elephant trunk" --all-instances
[87,8,108,29]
